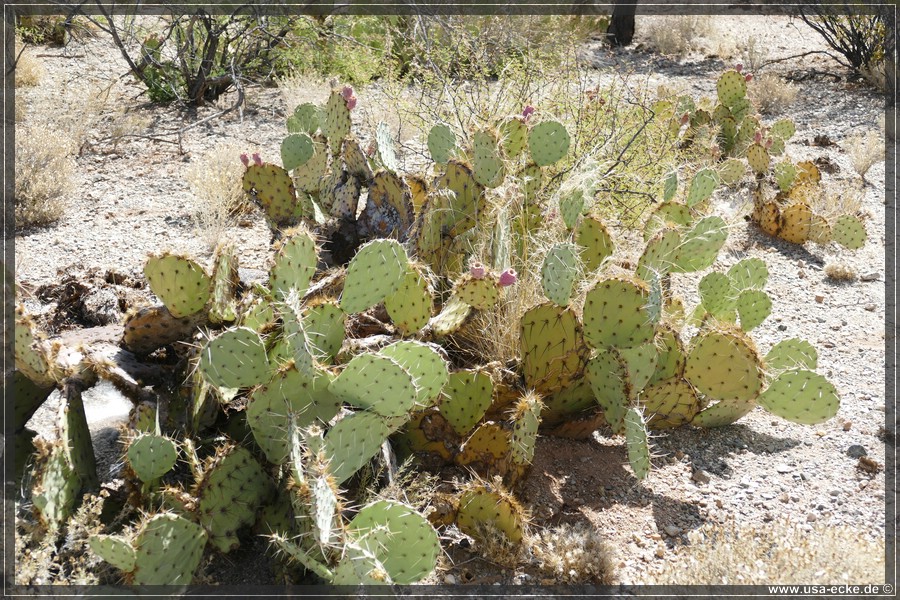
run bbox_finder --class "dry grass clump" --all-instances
[529,523,617,584]
[14,41,45,87]
[15,122,77,229]
[186,142,251,249]
[643,517,885,585]
[643,16,714,58]
[823,261,858,282]
[749,73,798,115]
[810,180,864,223]
[740,36,769,73]
[845,130,884,179]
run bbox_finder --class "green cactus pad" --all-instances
[293,134,329,193]
[736,289,772,331]
[376,121,399,172]
[342,137,373,182]
[699,271,737,320]
[324,90,351,154]
[559,189,585,230]
[770,118,796,141]
[529,120,570,166]
[521,303,588,394]
[379,340,449,409]
[270,230,318,300]
[208,243,239,325]
[439,160,485,235]
[281,133,315,171]
[195,445,269,553]
[456,485,525,544]
[587,350,630,434]
[691,397,757,427]
[302,302,345,363]
[127,434,178,482]
[649,325,686,385]
[618,342,660,393]
[747,143,770,174]
[348,500,441,584]
[637,227,681,281]
[440,370,494,436]
[330,354,417,417]
[318,168,360,220]
[541,242,580,306]
[499,115,528,158]
[758,369,839,424]
[455,273,501,310]
[427,123,457,164]
[624,407,650,481]
[14,308,52,387]
[684,329,762,402]
[32,444,79,530]
[243,163,299,226]
[662,170,678,202]
[143,254,210,318]
[456,423,512,471]
[774,160,798,192]
[583,277,654,349]
[333,542,390,584]
[248,367,341,463]
[764,338,818,374]
[324,410,393,484]
[669,216,728,273]
[385,268,433,336]
[13,371,53,432]
[60,384,98,490]
[287,102,322,135]
[718,158,745,185]
[132,513,207,585]
[576,216,616,271]
[510,394,542,465]
[429,296,472,337]
[716,69,747,108]
[640,377,700,429]
[89,535,136,573]
[768,135,785,157]
[472,130,505,188]
[643,201,692,242]
[686,168,719,207]
[539,379,596,425]
[199,327,270,389]
[831,215,867,250]
[727,257,768,290]
[340,239,409,314]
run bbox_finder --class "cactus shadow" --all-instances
[744,224,825,266]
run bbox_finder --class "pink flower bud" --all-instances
[754,131,762,144]
[499,269,517,287]
[522,105,535,120]
[765,138,773,149]
[745,73,753,82]
[341,85,354,100]
[240,153,250,167]
[252,153,263,166]
[680,113,690,125]
[469,262,486,279]
[346,96,357,110]
[735,63,743,73]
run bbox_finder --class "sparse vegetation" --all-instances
[749,73,798,115]
[824,261,858,281]
[643,15,714,58]
[186,142,251,249]
[15,123,76,229]
[13,40,45,87]
[845,130,884,180]
[529,523,617,584]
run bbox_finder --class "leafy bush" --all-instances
[798,3,887,72]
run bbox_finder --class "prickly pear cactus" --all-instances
[427,123,457,164]
[440,369,494,436]
[126,433,178,482]
[340,239,409,314]
[199,327,270,389]
[143,254,210,318]
[384,267,433,336]
[528,120,570,166]
[456,480,526,544]
[624,407,651,481]
[541,242,579,306]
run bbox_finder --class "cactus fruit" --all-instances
[831,215,867,249]
[347,500,441,584]
[764,338,818,374]
[735,289,772,331]
[270,229,318,300]
[541,243,580,306]
[375,121,399,172]
[330,353,418,417]
[126,433,178,482]
[440,370,494,436]
[427,123,457,164]
[242,163,299,226]
[281,132,315,171]
[323,410,394,484]
[521,303,588,394]
[324,89,352,154]
[378,340,449,409]
[195,444,270,553]
[528,120,570,166]
[639,377,700,429]
[143,254,210,318]
[583,277,654,349]
[758,369,839,424]
[686,168,719,207]
[455,480,526,544]
[384,268,433,336]
[199,327,270,389]
[454,272,501,310]
[684,328,762,402]
[472,129,505,188]
[623,407,650,481]
[287,102,322,135]
[340,239,409,314]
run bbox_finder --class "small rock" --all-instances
[692,469,711,484]
[779,493,790,503]
[807,513,818,523]
[829,489,840,497]
[842,421,852,431]
[865,304,877,312]
[860,272,880,282]
[444,574,457,585]
[675,450,685,460]
[815,294,825,304]
[715,498,724,508]
[847,444,868,458]
[775,463,793,473]
[664,525,682,537]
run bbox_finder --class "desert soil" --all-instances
[14,14,890,586]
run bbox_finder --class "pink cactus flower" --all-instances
[499,269,517,287]
[252,153,263,166]
[745,73,753,82]
[735,63,743,73]
[754,131,762,144]
[341,85,354,100]
[346,96,357,110]
[240,153,250,167]
[680,112,690,126]
[765,138,773,149]
[522,105,535,120]
[469,262,486,279]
